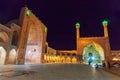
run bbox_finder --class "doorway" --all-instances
[82,43,104,65]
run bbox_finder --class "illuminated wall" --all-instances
[17,7,47,64]
[0,47,6,64]
[25,24,43,64]
[8,49,17,64]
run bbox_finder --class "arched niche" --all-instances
[12,31,19,45]
[82,42,104,65]
[0,46,7,64]
[8,49,17,64]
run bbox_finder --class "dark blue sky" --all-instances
[0,0,120,50]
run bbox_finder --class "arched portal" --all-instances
[82,42,104,65]
[8,49,17,64]
[0,47,6,64]
[25,24,43,64]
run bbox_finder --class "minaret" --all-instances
[102,20,108,37]
[102,20,111,63]
[75,22,80,51]
[76,22,80,38]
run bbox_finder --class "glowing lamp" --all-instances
[44,27,47,32]
[26,10,30,16]
[75,22,80,28]
[91,56,95,60]
[102,20,108,26]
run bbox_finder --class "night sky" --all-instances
[0,0,120,50]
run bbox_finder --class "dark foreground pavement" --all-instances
[104,67,120,76]
[0,63,120,80]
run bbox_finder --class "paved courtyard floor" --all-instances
[0,63,120,80]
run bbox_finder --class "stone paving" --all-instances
[103,67,120,76]
[0,64,120,80]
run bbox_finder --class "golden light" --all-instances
[9,49,17,64]
[0,47,6,64]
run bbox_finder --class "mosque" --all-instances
[0,7,120,66]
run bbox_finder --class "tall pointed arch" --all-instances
[82,42,104,65]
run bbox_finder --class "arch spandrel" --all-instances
[0,32,9,43]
